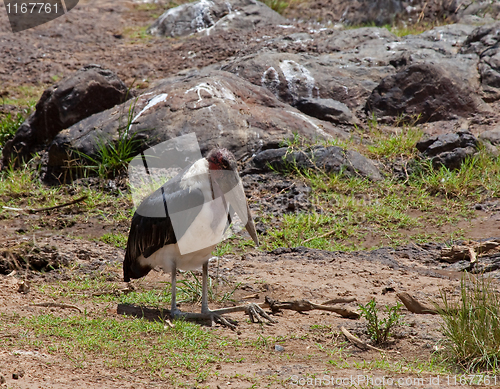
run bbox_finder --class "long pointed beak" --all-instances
[214,171,259,247]
[244,202,259,247]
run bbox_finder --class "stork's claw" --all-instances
[244,303,277,324]
[212,314,238,330]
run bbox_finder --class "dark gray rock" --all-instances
[346,0,404,26]
[147,0,287,37]
[445,260,473,272]
[247,146,382,181]
[2,65,128,168]
[45,69,350,181]
[432,147,477,170]
[294,98,357,125]
[461,22,500,102]
[472,253,500,273]
[457,1,500,23]
[479,128,500,145]
[366,62,485,123]
[416,130,479,169]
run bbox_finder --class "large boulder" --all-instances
[147,0,287,37]
[247,146,383,181]
[45,68,350,180]
[2,65,128,167]
[365,62,486,123]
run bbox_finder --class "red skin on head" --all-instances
[207,148,237,171]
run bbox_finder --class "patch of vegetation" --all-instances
[255,122,500,252]
[358,299,405,345]
[97,232,128,249]
[347,20,449,37]
[0,109,31,148]
[7,312,218,379]
[177,270,240,304]
[438,273,500,372]
[0,161,133,230]
[262,0,289,14]
[122,26,154,43]
[412,151,500,199]
[71,99,142,180]
[366,125,423,159]
[2,84,45,108]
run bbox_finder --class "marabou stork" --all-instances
[123,148,268,325]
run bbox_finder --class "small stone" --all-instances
[0,375,5,384]
[12,369,24,379]
[274,345,285,352]
[17,280,30,294]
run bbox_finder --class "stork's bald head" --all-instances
[207,148,238,172]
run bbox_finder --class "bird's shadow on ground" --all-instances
[116,303,213,326]
[117,303,170,321]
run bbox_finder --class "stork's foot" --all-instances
[210,313,239,330]
[243,303,277,324]
[169,304,276,330]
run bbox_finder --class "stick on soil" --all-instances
[3,195,88,214]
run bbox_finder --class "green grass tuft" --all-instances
[262,0,289,14]
[438,273,500,372]
[97,232,128,249]
[0,109,30,148]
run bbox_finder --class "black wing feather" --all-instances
[123,165,207,282]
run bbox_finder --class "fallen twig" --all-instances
[0,333,17,339]
[92,286,134,297]
[3,195,88,214]
[303,230,337,244]
[164,319,174,328]
[30,302,82,313]
[241,293,260,300]
[340,326,388,353]
[417,0,428,23]
[322,297,356,305]
[264,297,359,319]
[397,292,437,314]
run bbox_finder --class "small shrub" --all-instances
[438,273,500,371]
[358,299,404,344]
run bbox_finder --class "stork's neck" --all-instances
[179,159,210,193]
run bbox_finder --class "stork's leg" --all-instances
[201,261,210,314]
[170,264,181,317]
[181,261,274,329]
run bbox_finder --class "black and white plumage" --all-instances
[124,148,259,317]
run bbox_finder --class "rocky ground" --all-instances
[1,0,500,388]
